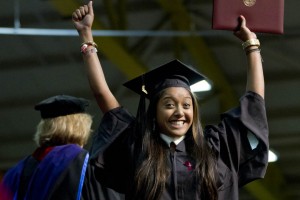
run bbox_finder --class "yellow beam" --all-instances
[245,163,287,200]
[51,0,146,79]
[102,0,127,30]
[103,0,121,29]
[102,0,128,46]
[245,180,284,200]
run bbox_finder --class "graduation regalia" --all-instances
[90,91,268,200]
[0,144,89,200]
[0,95,94,200]
[88,60,269,199]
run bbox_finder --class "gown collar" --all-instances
[160,133,185,147]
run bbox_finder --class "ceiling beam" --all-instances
[245,163,287,200]
[102,0,127,46]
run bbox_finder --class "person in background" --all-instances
[72,1,268,199]
[0,95,92,200]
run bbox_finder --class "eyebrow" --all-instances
[161,95,192,101]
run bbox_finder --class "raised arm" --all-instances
[72,1,120,113]
[234,15,265,99]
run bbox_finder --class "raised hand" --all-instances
[234,15,257,42]
[72,1,94,34]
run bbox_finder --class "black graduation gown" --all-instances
[88,91,269,200]
[82,164,125,200]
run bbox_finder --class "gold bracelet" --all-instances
[81,41,98,48]
[242,39,260,50]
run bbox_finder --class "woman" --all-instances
[73,1,268,199]
[0,95,93,200]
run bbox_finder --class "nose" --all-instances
[174,106,184,117]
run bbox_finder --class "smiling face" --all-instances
[156,87,193,138]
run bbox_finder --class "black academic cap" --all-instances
[35,95,89,119]
[123,59,206,99]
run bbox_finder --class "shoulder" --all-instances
[102,106,135,124]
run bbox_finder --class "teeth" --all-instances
[171,121,184,125]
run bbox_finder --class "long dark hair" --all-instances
[132,89,217,200]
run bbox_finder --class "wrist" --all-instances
[79,29,93,42]
[245,48,260,55]
[242,38,260,50]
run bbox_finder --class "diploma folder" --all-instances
[212,0,284,34]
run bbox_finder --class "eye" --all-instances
[183,103,191,109]
[165,103,175,108]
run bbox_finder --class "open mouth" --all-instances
[170,120,185,127]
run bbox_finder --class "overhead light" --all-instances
[268,150,278,163]
[190,80,212,92]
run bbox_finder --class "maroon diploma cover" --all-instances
[212,0,284,34]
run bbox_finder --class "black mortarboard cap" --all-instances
[123,59,206,137]
[123,59,206,99]
[34,95,89,119]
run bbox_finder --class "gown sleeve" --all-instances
[88,106,135,194]
[82,164,125,200]
[204,91,269,187]
[89,106,135,161]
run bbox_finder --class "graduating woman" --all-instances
[72,1,268,199]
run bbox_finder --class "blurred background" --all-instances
[0,0,299,199]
